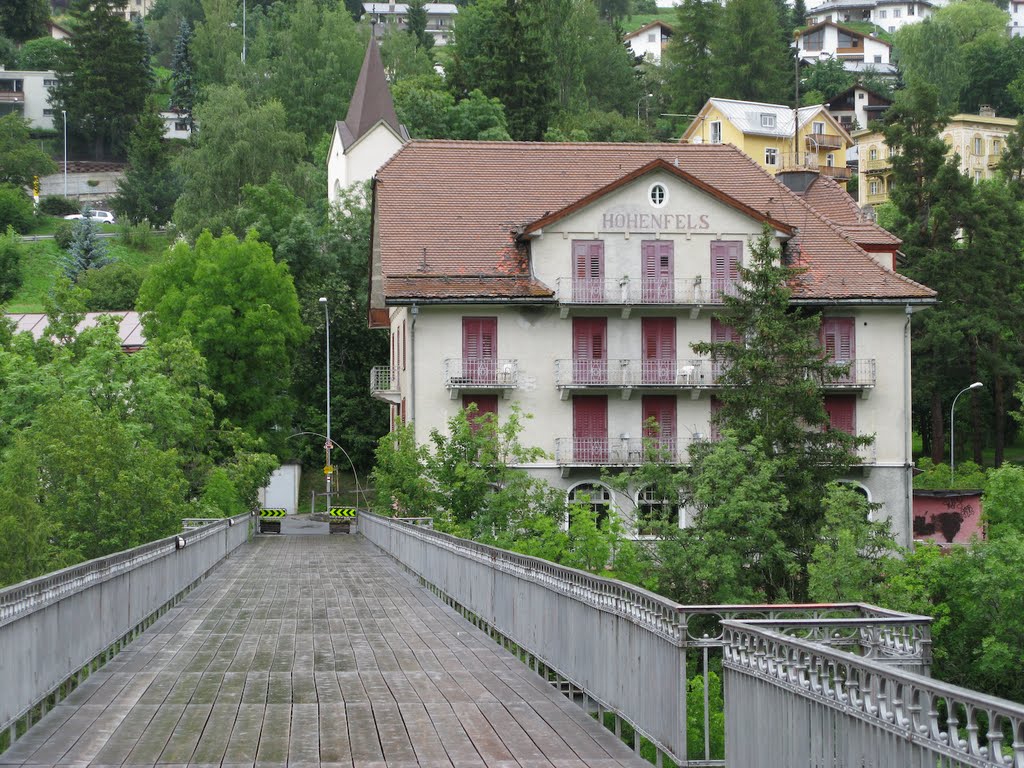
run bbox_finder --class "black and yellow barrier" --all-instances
[260,508,287,517]
[328,508,357,518]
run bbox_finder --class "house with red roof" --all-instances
[367,141,934,543]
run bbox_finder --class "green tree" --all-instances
[63,217,112,281]
[393,74,455,138]
[0,35,16,68]
[49,0,154,160]
[16,37,70,70]
[0,0,49,44]
[691,226,868,598]
[110,108,182,225]
[0,226,24,303]
[664,0,720,116]
[912,457,987,490]
[448,89,511,140]
[144,0,204,68]
[982,464,1024,538]
[0,185,33,234]
[370,422,438,517]
[0,113,57,188]
[0,436,63,587]
[190,0,242,86]
[137,230,306,438]
[76,262,144,310]
[173,84,306,235]
[448,0,557,140]
[405,0,434,50]
[380,26,435,84]
[801,57,855,102]
[712,0,792,103]
[170,20,197,124]
[808,482,894,603]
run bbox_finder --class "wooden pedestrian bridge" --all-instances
[1,512,1022,768]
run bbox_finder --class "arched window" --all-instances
[568,483,612,527]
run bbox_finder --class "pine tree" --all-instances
[405,0,434,50]
[711,0,793,104]
[64,218,112,281]
[663,0,720,116]
[792,0,808,29]
[170,19,197,126]
[692,224,869,598]
[109,108,181,225]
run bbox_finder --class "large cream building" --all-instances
[367,142,935,544]
[855,107,1017,208]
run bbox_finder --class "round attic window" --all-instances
[649,182,668,208]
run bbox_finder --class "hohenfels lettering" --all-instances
[600,211,710,232]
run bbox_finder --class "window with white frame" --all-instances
[765,147,778,165]
[878,8,887,17]
[568,483,612,527]
[709,120,722,144]
[636,486,677,536]
[869,147,878,160]
[761,113,776,129]
[893,8,901,16]
[870,180,879,195]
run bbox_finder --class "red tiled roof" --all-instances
[802,175,902,247]
[373,141,934,302]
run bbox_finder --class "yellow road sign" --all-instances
[328,507,357,517]
[259,508,287,517]
[324,465,333,475]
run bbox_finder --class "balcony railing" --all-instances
[805,133,844,151]
[554,357,727,389]
[443,358,519,391]
[555,277,740,306]
[370,365,400,404]
[818,164,852,180]
[554,437,700,465]
[815,358,876,389]
[861,157,891,172]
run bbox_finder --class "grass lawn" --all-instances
[7,233,172,313]
[621,12,675,32]
[26,215,119,237]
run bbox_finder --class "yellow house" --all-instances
[855,106,1017,208]
[680,97,853,183]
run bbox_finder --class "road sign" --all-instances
[259,508,287,517]
[328,507,356,517]
[324,465,333,475]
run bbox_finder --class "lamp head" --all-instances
[970,382,984,390]
[318,297,327,304]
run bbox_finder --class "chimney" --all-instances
[980,105,996,118]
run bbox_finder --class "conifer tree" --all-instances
[64,218,112,281]
[711,0,793,103]
[405,0,434,50]
[663,0,720,116]
[170,19,197,127]
[110,108,181,225]
[691,225,869,596]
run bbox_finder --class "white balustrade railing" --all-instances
[369,365,398,394]
[554,277,740,305]
[554,357,724,388]
[357,512,933,766]
[443,358,519,388]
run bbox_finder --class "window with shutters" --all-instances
[463,395,498,433]
[641,240,674,303]
[824,395,856,435]
[642,318,676,384]
[573,396,608,463]
[820,317,855,384]
[710,240,741,301]
[710,318,742,383]
[709,397,724,441]
[568,483,612,527]
[573,317,608,384]
[462,317,497,383]
[572,240,605,302]
[642,395,677,459]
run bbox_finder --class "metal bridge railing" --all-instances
[0,512,253,748]
[357,512,933,766]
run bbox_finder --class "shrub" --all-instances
[0,185,33,233]
[38,196,80,217]
[77,262,143,310]
[118,219,153,250]
[0,226,23,303]
[53,221,74,250]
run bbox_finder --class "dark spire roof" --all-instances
[337,36,408,150]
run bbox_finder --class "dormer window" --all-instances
[761,114,776,129]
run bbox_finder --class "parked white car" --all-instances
[64,210,116,224]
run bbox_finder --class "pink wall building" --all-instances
[912,490,983,545]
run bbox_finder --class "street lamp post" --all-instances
[950,381,983,484]
[242,0,246,63]
[62,110,67,198]
[319,297,332,511]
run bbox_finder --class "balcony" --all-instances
[554,357,725,399]
[861,157,892,173]
[818,164,852,181]
[370,365,400,404]
[554,437,700,470]
[815,358,876,395]
[444,358,519,399]
[0,91,25,104]
[554,277,740,317]
[805,133,844,151]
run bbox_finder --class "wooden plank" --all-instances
[317,702,353,765]
[190,701,241,765]
[221,703,265,766]
[254,702,291,766]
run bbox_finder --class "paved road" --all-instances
[0,536,648,768]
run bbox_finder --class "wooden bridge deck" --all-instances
[0,536,650,768]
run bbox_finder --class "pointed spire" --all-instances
[339,36,405,149]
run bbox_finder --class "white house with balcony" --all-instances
[797,21,896,77]
[367,140,935,544]
[623,21,673,63]
[0,69,58,130]
[805,0,947,33]
[362,2,458,46]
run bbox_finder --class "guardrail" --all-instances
[722,621,1023,768]
[357,512,932,766]
[0,512,252,749]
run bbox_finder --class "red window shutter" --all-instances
[642,395,677,456]
[642,317,676,384]
[709,396,724,441]
[573,396,608,462]
[401,397,407,425]
[824,395,856,435]
[463,395,498,432]
[463,317,497,382]
[710,318,742,345]
[573,317,607,383]
[820,317,855,361]
[710,240,741,300]
[642,241,674,302]
[573,240,605,301]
